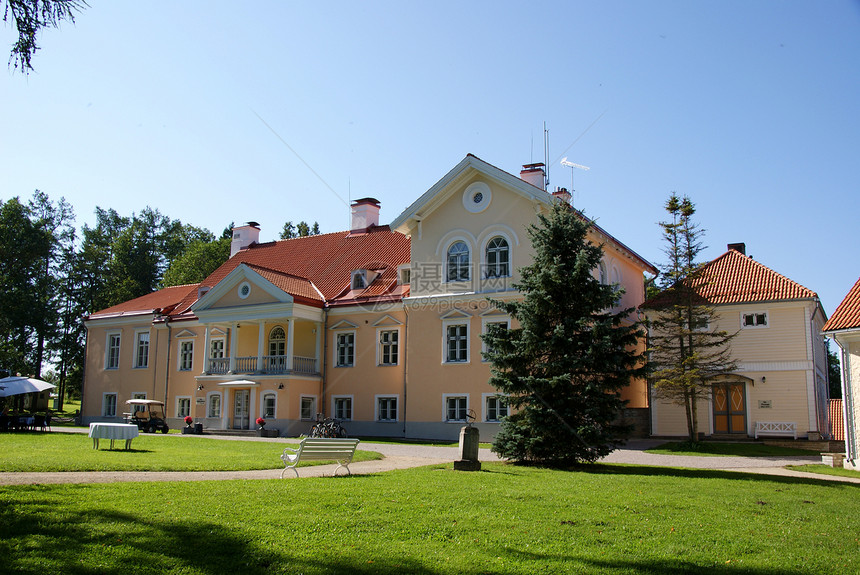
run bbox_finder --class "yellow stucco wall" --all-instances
[649,300,826,437]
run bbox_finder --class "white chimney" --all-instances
[350,198,381,231]
[552,187,571,204]
[230,222,261,258]
[520,163,546,190]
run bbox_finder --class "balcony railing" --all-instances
[205,355,318,376]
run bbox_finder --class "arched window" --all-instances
[485,236,510,278]
[269,326,286,357]
[262,392,276,418]
[447,241,470,282]
[598,261,608,285]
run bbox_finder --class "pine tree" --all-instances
[482,201,648,465]
[644,194,737,444]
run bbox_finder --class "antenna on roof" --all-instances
[543,122,550,189]
[560,158,590,205]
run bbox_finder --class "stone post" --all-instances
[454,425,481,471]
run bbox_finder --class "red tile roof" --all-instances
[823,277,860,332]
[88,284,199,319]
[644,248,818,308]
[88,226,410,320]
[172,226,410,314]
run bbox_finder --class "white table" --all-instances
[89,422,139,450]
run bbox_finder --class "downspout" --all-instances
[164,318,172,408]
[80,318,89,424]
[809,305,821,436]
[403,303,409,438]
[840,341,856,463]
[321,307,329,417]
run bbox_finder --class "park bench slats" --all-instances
[280,437,361,478]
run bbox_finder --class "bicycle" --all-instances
[308,413,348,438]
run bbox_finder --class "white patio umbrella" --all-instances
[0,376,56,398]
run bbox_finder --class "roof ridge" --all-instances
[714,249,817,298]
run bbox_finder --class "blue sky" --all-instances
[2,1,858,316]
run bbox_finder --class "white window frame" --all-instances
[442,393,469,422]
[481,316,510,359]
[105,331,121,370]
[333,395,353,421]
[741,311,768,329]
[261,391,277,419]
[102,392,118,417]
[375,395,399,422]
[206,392,222,418]
[300,395,317,421]
[483,236,511,278]
[446,240,471,282]
[483,393,509,422]
[334,331,356,367]
[377,327,400,366]
[268,325,286,357]
[210,337,226,359]
[178,340,194,371]
[442,318,470,364]
[134,330,150,369]
[130,391,147,413]
[176,396,191,418]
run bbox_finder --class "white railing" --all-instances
[206,355,317,375]
[293,356,317,374]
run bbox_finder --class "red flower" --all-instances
[256,417,266,426]
[184,416,193,425]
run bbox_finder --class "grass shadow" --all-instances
[567,462,860,488]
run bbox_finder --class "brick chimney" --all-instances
[350,198,380,231]
[552,187,571,204]
[727,242,746,255]
[230,222,261,258]
[520,163,546,190]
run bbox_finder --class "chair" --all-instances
[32,414,46,432]
[42,413,52,432]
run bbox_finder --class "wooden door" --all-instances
[713,383,747,434]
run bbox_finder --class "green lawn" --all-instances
[1,462,858,574]
[0,432,381,472]
[646,442,816,457]
[786,464,860,479]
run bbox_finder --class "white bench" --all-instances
[754,421,797,439]
[280,437,361,478]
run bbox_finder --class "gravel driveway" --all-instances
[2,431,856,485]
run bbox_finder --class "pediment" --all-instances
[373,314,403,327]
[191,264,294,313]
[440,309,471,320]
[330,320,359,330]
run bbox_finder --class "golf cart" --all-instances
[125,399,170,433]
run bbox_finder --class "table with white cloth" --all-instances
[88,422,139,450]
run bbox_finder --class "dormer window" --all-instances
[351,269,378,291]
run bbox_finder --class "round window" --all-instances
[462,182,491,213]
[238,282,251,299]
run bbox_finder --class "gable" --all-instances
[192,264,293,313]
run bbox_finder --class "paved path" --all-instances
[2,431,857,485]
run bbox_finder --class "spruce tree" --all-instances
[644,194,737,444]
[482,201,648,465]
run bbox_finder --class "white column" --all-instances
[257,322,266,373]
[229,325,238,373]
[315,322,323,373]
[203,327,211,374]
[286,319,295,371]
